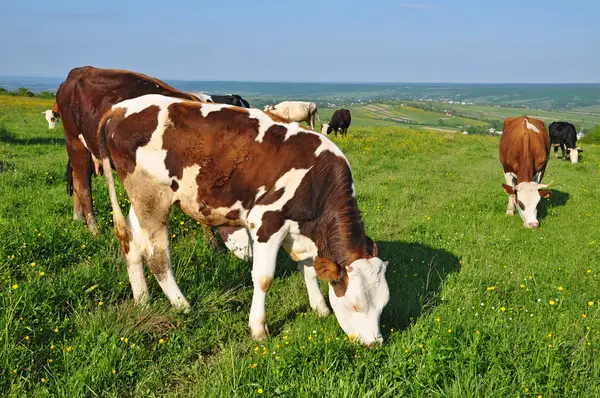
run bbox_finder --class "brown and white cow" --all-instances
[264,101,321,129]
[98,94,390,344]
[499,116,552,228]
[42,102,60,129]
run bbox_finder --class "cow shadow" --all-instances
[0,125,65,146]
[376,241,460,335]
[538,189,570,221]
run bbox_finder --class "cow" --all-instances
[549,121,582,163]
[499,116,552,228]
[42,103,60,129]
[264,101,321,129]
[97,94,390,345]
[187,92,250,108]
[55,66,219,249]
[322,109,351,136]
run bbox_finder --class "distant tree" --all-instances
[38,91,56,99]
[15,87,34,97]
[438,118,445,126]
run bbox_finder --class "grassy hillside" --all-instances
[1,97,600,397]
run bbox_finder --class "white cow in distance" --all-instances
[264,101,321,129]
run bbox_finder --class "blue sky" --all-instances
[1,0,598,83]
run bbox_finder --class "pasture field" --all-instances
[2,96,600,397]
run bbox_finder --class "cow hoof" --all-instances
[73,212,85,222]
[312,301,331,317]
[251,324,269,340]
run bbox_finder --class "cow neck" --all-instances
[310,191,369,268]
[516,130,535,184]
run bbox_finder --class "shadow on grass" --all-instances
[0,124,65,146]
[538,189,569,221]
[377,240,460,334]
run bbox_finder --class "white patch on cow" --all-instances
[173,165,201,205]
[328,257,389,345]
[247,108,286,143]
[315,135,346,159]
[525,118,539,133]
[532,172,541,184]
[200,103,231,118]
[255,186,267,202]
[78,134,90,151]
[213,200,248,220]
[247,168,312,228]
[124,206,150,302]
[321,124,329,134]
[351,182,356,198]
[223,228,253,260]
[569,148,579,163]
[115,94,184,117]
[133,98,178,184]
[282,221,319,262]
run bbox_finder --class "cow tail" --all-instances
[65,160,73,196]
[97,110,130,249]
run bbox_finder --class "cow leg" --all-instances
[129,187,190,311]
[248,226,288,339]
[298,258,330,316]
[73,193,84,222]
[67,140,99,235]
[504,173,516,216]
[561,144,567,160]
[123,207,149,303]
[553,145,560,159]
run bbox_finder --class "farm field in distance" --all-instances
[2,96,600,396]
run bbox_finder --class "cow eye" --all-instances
[518,200,525,211]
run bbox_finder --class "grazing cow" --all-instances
[264,101,321,129]
[187,92,250,108]
[322,109,351,135]
[98,94,390,344]
[549,121,582,163]
[42,103,60,129]
[499,116,552,228]
[55,66,218,248]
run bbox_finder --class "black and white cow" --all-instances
[549,121,582,163]
[187,92,250,108]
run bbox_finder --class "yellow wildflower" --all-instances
[11,284,18,290]
[257,388,264,394]
[39,272,45,276]
[159,339,165,344]
[549,300,555,306]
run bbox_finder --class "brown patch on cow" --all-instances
[114,223,130,256]
[105,106,160,177]
[170,180,179,191]
[313,257,348,296]
[499,116,550,185]
[256,211,284,243]
[226,209,240,219]
[259,276,273,292]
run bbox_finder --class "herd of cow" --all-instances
[35,66,581,345]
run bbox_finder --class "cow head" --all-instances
[321,123,329,134]
[503,182,551,228]
[42,110,59,129]
[568,147,583,163]
[313,254,389,345]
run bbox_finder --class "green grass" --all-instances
[2,97,600,397]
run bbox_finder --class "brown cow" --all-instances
[98,94,390,345]
[499,116,552,228]
[55,67,218,247]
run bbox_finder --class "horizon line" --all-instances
[1,75,600,85]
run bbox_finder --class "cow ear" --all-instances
[539,190,551,199]
[502,184,515,194]
[313,257,344,282]
[366,236,378,257]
